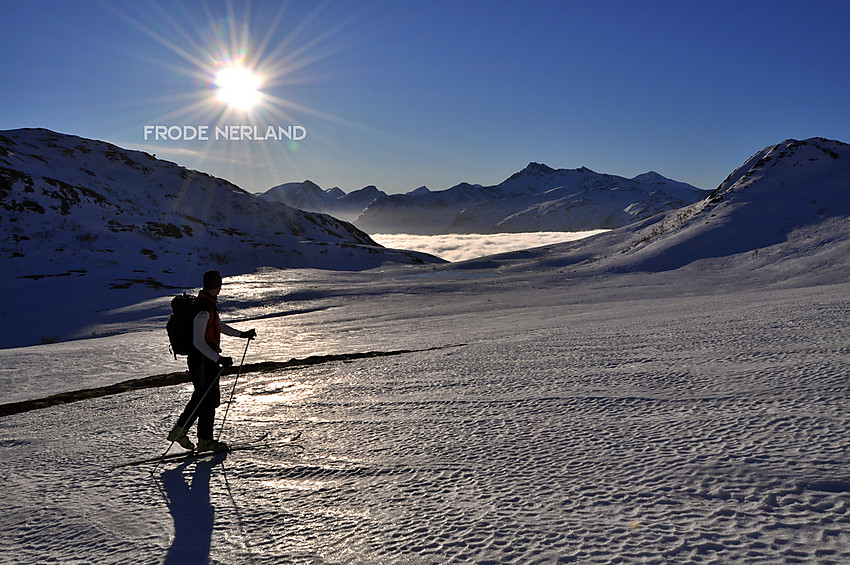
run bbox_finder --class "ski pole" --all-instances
[150,365,226,476]
[216,336,252,442]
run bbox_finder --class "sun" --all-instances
[215,63,262,111]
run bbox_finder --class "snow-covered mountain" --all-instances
[0,129,437,278]
[259,180,333,215]
[444,166,705,233]
[0,128,440,347]
[261,163,707,235]
[262,181,387,223]
[482,137,850,280]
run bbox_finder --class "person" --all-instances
[168,269,256,452]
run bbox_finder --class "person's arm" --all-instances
[220,321,242,338]
[221,321,256,339]
[193,310,221,362]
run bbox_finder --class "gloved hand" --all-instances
[242,329,257,340]
[219,356,234,367]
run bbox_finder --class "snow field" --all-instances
[1,269,849,563]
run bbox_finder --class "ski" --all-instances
[116,442,257,468]
[114,431,301,469]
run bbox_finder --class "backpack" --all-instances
[166,293,196,358]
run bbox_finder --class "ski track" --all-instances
[1,276,850,563]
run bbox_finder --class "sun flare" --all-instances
[215,64,262,111]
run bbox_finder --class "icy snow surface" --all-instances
[2,263,850,564]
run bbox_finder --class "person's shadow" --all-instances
[160,454,227,565]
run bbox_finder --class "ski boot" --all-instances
[197,438,229,453]
[167,425,195,451]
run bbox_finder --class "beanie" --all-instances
[202,269,223,290]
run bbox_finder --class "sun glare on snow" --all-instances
[215,63,262,111]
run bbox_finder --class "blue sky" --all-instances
[2,0,848,194]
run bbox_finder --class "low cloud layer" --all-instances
[371,231,607,262]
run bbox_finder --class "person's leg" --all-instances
[196,356,221,440]
[174,353,204,429]
[196,356,228,452]
[169,353,211,450]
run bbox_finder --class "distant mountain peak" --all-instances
[525,162,556,174]
[633,171,665,182]
[408,186,431,196]
[506,162,557,180]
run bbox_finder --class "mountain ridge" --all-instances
[261,162,708,234]
[263,180,388,223]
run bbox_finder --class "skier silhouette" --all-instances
[168,270,256,452]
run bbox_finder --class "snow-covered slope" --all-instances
[475,138,850,281]
[0,128,441,347]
